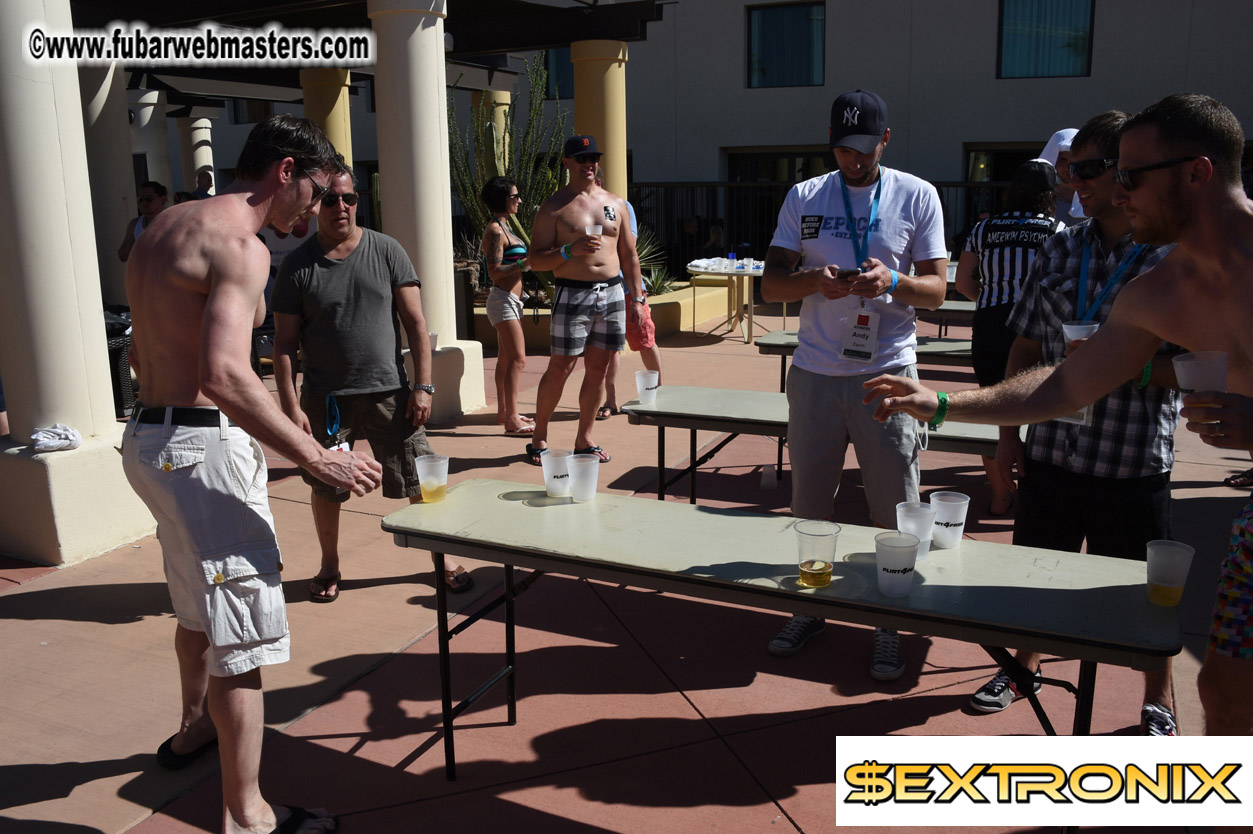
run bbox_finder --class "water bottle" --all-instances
[728,252,738,272]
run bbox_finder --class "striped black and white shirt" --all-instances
[963,211,1065,308]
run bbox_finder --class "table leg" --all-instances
[435,550,457,779]
[657,427,666,501]
[505,565,517,725]
[690,429,698,505]
[745,274,754,344]
[1071,661,1097,735]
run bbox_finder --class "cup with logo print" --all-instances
[929,491,970,549]
[540,449,573,498]
[635,370,660,405]
[875,531,920,597]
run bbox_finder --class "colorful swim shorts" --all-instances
[1210,500,1253,659]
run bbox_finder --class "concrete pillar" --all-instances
[571,40,629,198]
[367,0,484,422]
[300,68,354,167]
[470,89,510,180]
[176,117,215,194]
[0,0,155,566]
[79,63,133,306]
[128,89,172,191]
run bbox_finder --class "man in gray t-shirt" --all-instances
[271,166,474,602]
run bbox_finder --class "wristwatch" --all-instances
[413,383,436,395]
[632,295,647,304]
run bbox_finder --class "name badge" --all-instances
[1055,405,1093,427]
[841,307,880,363]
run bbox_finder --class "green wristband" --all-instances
[560,243,573,261]
[928,391,950,430]
[1137,361,1153,389]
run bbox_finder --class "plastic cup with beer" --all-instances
[540,449,573,498]
[896,501,937,559]
[415,454,449,503]
[795,519,839,588]
[635,370,660,405]
[875,531,921,597]
[1146,540,1195,607]
[567,453,601,502]
[1172,351,1227,397]
[585,224,602,250]
[929,492,970,549]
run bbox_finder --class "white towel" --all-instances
[31,423,82,452]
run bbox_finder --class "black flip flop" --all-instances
[1224,468,1253,489]
[156,734,218,770]
[308,572,341,604]
[272,805,338,834]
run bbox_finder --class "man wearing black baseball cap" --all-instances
[523,134,647,465]
[760,89,948,682]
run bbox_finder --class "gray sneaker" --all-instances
[768,614,825,657]
[1140,702,1178,736]
[970,668,1041,713]
[870,627,905,681]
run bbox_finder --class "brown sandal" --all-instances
[309,571,341,603]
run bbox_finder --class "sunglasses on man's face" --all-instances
[1113,156,1202,191]
[1067,158,1118,181]
[298,167,331,206]
[573,154,601,164]
[507,193,522,201]
[321,191,359,208]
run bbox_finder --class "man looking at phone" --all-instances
[760,90,948,680]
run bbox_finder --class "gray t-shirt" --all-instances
[271,228,420,396]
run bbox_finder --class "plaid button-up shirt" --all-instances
[1007,220,1180,479]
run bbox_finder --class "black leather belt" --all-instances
[135,407,237,427]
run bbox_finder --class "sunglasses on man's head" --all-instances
[1113,156,1202,191]
[321,191,359,208]
[1067,158,1118,181]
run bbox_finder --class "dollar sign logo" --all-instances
[844,760,892,805]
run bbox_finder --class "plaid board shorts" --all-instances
[1211,499,1253,659]
[550,280,626,355]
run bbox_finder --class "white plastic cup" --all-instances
[929,491,971,549]
[635,370,660,404]
[540,449,573,498]
[1146,539,1195,607]
[1172,351,1227,395]
[567,453,601,502]
[1061,320,1099,346]
[585,224,603,236]
[415,454,449,503]
[896,501,937,560]
[795,519,839,588]
[428,332,438,352]
[875,531,921,597]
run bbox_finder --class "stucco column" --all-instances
[0,0,155,565]
[470,89,510,180]
[128,89,172,190]
[176,117,215,194]
[366,0,484,421]
[79,63,133,305]
[571,40,629,198]
[300,68,354,167]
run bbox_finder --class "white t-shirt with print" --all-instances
[769,167,947,377]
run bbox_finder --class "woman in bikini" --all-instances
[480,176,534,436]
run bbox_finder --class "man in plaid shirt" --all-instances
[970,111,1182,734]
